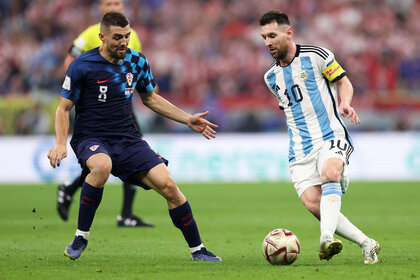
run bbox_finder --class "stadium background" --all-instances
[0,0,419,183]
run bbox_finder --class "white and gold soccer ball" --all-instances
[262,228,300,265]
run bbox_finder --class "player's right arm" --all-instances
[48,96,74,168]
[49,58,81,168]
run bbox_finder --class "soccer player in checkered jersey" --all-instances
[56,0,152,228]
[259,10,380,264]
[48,12,221,261]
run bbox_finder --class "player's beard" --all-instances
[109,45,127,59]
[270,46,287,61]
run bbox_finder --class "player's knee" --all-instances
[160,176,183,200]
[91,162,112,178]
[322,168,340,183]
[161,177,178,194]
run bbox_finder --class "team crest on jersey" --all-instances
[126,73,133,86]
[89,145,100,151]
[298,70,308,82]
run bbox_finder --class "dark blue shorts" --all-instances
[71,136,168,189]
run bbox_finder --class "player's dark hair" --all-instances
[259,10,290,26]
[100,12,129,32]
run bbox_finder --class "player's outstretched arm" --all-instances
[48,97,74,168]
[336,76,360,124]
[140,88,218,139]
[187,111,218,139]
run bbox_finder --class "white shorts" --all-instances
[289,138,353,197]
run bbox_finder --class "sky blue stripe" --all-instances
[322,183,340,189]
[268,70,296,162]
[322,183,341,196]
[322,186,339,191]
[301,57,334,141]
[287,127,296,162]
[283,66,313,156]
[267,70,281,99]
[322,190,342,196]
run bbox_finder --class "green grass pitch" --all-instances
[0,181,419,280]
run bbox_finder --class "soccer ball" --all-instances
[262,228,300,265]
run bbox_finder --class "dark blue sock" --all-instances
[169,201,202,248]
[77,182,104,231]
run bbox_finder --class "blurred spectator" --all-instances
[15,103,50,135]
[0,0,419,133]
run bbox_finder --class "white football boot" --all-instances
[362,239,380,264]
[319,237,343,261]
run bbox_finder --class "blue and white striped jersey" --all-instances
[264,45,352,162]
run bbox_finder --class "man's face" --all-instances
[100,0,123,14]
[261,21,290,61]
[102,25,131,59]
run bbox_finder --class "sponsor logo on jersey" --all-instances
[97,79,109,84]
[125,87,134,97]
[89,145,100,151]
[126,73,133,86]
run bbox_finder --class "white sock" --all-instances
[320,182,342,242]
[190,243,204,253]
[335,213,369,247]
[75,229,90,240]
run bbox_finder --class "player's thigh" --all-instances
[317,138,351,181]
[74,138,113,174]
[290,155,320,198]
[85,152,113,173]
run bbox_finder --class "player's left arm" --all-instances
[140,88,218,139]
[320,47,360,124]
[335,76,360,124]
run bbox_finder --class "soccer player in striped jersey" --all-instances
[56,0,152,228]
[48,12,221,261]
[259,10,380,264]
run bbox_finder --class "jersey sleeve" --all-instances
[320,47,346,83]
[135,57,157,94]
[60,61,83,101]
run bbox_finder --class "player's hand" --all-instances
[47,144,67,168]
[187,111,218,139]
[339,103,360,124]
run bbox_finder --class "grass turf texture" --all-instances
[0,182,419,280]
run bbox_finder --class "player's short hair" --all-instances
[259,10,290,26]
[100,12,129,32]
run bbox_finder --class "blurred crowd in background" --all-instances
[1,0,419,135]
